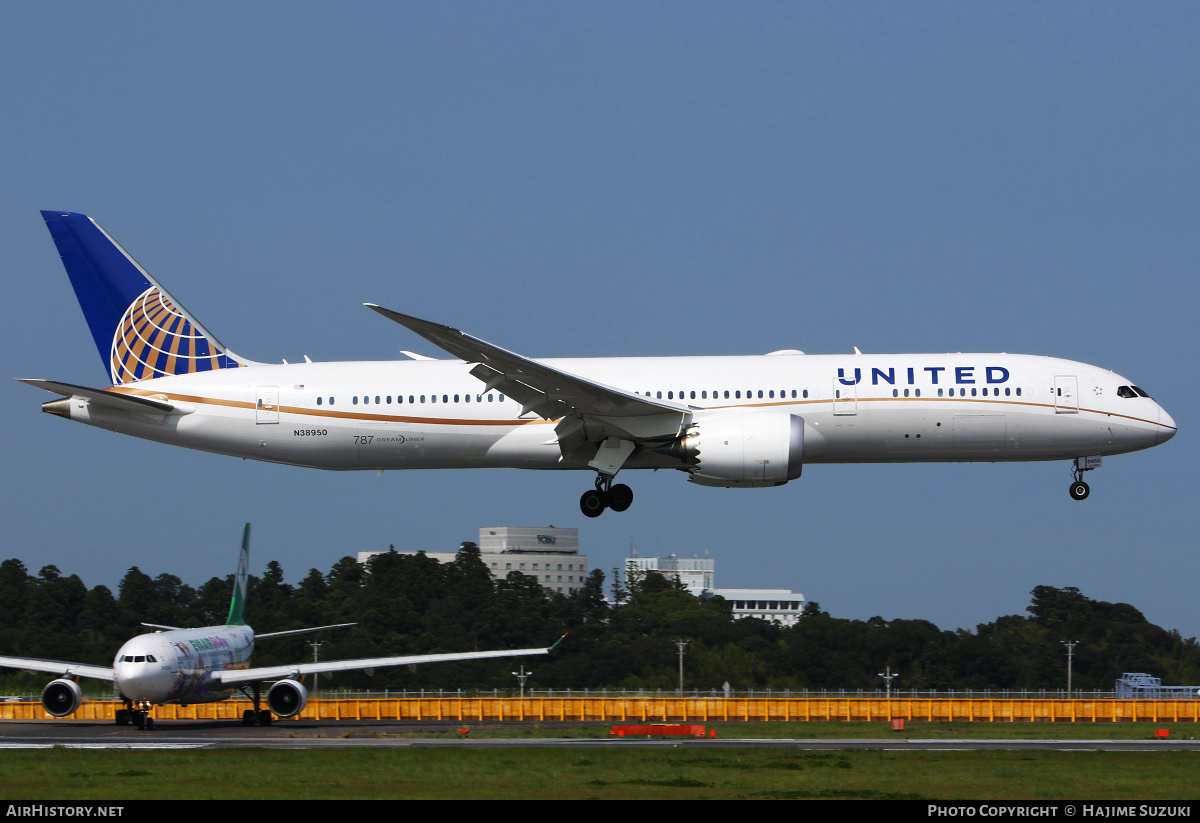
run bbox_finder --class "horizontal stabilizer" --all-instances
[16,379,178,414]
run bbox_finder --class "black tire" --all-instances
[243,709,256,726]
[580,489,606,518]
[608,484,634,512]
[1069,480,1090,501]
[145,717,154,731]
[258,709,273,726]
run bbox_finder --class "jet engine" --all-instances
[682,411,804,488]
[41,679,83,717]
[266,679,308,717]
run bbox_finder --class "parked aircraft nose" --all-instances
[1157,405,1177,445]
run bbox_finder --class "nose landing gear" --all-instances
[1069,456,1100,501]
[1069,476,1090,501]
[580,474,634,518]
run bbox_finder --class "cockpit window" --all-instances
[1132,386,1151,398]
[1117,386,1137,399]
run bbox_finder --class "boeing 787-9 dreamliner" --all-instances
[21,212,1176,516]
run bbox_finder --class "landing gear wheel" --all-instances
[115,709,129,726]
[1069,480,1090,501]
[580,489,607,518]
[144,716,154,731]
[608,483,634,512]
[257,709,273,726]
[243,709,256,726]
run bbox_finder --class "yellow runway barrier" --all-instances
[2,697,1199,723]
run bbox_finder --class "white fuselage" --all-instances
[63,352,1174,472]
[113,625,253,705]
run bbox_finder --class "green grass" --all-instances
[2,746,1199,800]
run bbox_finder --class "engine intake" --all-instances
[684,411,804,488]
[41,679,83,717]
[266,679,308,717]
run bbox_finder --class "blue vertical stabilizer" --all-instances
[41,211,254,385]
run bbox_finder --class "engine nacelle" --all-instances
[684,411,804,488]
[266,679,308,717]
[41,679,83,717]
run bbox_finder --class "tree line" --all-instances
[2,543,1198,693]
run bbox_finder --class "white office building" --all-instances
[625,552,804,626]
[359,526,589,595]
[711,588,806,626]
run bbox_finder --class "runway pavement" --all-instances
[2,719,1199,750]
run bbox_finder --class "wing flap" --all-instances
[0,654,115,683]
[213,646,551,687]
[363,304,687,420]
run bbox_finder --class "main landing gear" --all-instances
[580,474,634,518]
[239,683,274,726]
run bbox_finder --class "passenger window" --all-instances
[317,397,322,406]
[353,396,359,405]
[375,396,381,404]
[803,390,808,398]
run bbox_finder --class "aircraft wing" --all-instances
[0,654,115,683]
[212,645,553,687]
[364,304,689,421]
[16,379,178,414]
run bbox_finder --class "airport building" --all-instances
[625,551,805,626]
[358,526,589,595]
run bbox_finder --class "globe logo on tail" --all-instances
[109,287,241,384]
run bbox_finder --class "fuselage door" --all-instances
[1054,376,1078,414]
[832,379,857,416]
[256,387,280,423]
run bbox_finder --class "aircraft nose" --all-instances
[1157,405,1177,444]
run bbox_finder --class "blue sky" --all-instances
[2,3,1196,643]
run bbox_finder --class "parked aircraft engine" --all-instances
[41,678,83,717]
[266,679,308,717]
[683,411,804,488]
